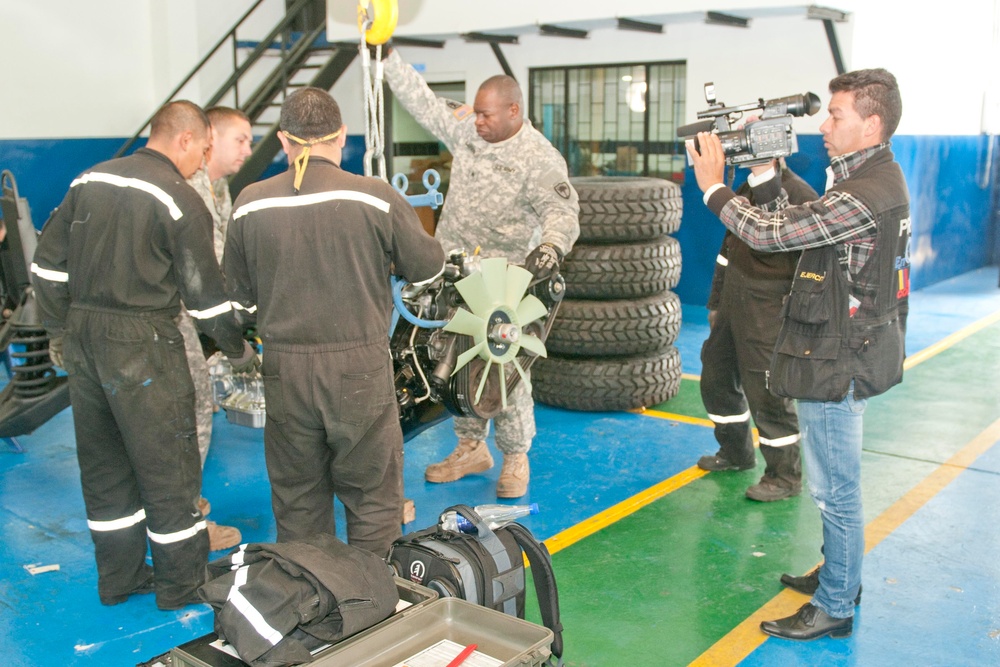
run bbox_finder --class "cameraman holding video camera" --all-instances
[688,68,910,640]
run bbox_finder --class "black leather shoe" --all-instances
[746,475,802,502]
[780,566,862,605]
[760,603,853,640]
[697,453,755,472]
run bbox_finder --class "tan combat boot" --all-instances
[496,453,529,498]
[207,521,242,551]
[425,439,494,483]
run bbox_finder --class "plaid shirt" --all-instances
[714,143,890,283]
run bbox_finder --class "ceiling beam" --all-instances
[704,11,750,28]
[807,5,850,22]
[539,24,589,39]
[616,17,663,34]
[461,32,519,44]
[390,36,446,49]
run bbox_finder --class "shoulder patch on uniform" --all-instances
[446,101,474,121]
[554,182,572,199]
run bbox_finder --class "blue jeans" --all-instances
[798,381,867,619]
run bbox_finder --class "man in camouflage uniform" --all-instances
[384,49,580,498]
[175,107,253,550]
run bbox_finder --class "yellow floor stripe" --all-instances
[548,311,1000,658]
[904,310,1000,370]
[689,416,1000,666]
[642,408,714,429]
[544,467,708,556]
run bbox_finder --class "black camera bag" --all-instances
[388,504,563,661]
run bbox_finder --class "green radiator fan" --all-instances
[442,257,548,410]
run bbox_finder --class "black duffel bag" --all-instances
[198,533,399,667]
[388,504,564,663]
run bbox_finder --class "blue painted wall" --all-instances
[2,134,996,305]
[674,134,999,306]
[0,136,369,228]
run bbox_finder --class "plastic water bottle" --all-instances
[440,503,539,534]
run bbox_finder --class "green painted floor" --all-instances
[2,270,998,666]
[525,317,1000,666]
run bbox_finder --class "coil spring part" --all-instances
[9,325,57,398]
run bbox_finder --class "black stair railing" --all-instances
[115,0,328,158]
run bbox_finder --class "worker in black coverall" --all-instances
[698,161,818,501]
[225,87,446,558]
[31,101,260,610]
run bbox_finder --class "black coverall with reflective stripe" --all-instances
[700,168,817,485]
[32,148,246,609]
[225,158,445,558]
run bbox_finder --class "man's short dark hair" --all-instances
[480,75,523,109]
[149,100,209,141]
[205,106,251,129]
[829,68,902,142]
[279,87,343,141]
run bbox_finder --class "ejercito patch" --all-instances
[554,182,571,199]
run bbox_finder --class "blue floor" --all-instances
[1,266,999,666]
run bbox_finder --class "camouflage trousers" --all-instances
[175,309,214,466]
[452,373,535,454]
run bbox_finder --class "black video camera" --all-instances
[679,82,821,166]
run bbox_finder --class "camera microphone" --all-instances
[676,119,717,137]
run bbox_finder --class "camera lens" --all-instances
[717,130,750,157]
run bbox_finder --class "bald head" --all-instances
[473,76,524,143]
[479,75,523,108]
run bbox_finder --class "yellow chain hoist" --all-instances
[357,0,397,46]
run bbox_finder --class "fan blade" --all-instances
[512,357,532,391]
[504,265,533,309]
[516,294,548,325]
[478,257,508,309]
[455,272,493,316]
[453,341,486,374]
[518,333,547,358]
[474,358,493,404]
[443,307,485,338]
[497,362,507,410]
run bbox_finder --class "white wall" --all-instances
[1,0,997,138]
[0,0,281,139]
[334,0,1000,137]
[335,12,847,138]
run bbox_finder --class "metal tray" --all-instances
[170,577,438,667]
[310,597,553,667]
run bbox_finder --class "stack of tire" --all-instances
[532,176,683,411]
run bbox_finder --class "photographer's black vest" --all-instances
[769,148,911,401]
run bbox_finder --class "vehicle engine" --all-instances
[390,250,564,440]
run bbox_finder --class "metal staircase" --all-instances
[115,0,357,197]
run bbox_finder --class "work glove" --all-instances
[523,243,563,283]
[48,336,64,369]
[227,339,261,375]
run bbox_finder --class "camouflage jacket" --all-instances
[384,50,580,263]
[188,168,232,264]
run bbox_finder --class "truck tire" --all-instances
[572,176,682,242]
[532,346,682,412]
[562,236,681,300]
[546,291,681,357]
